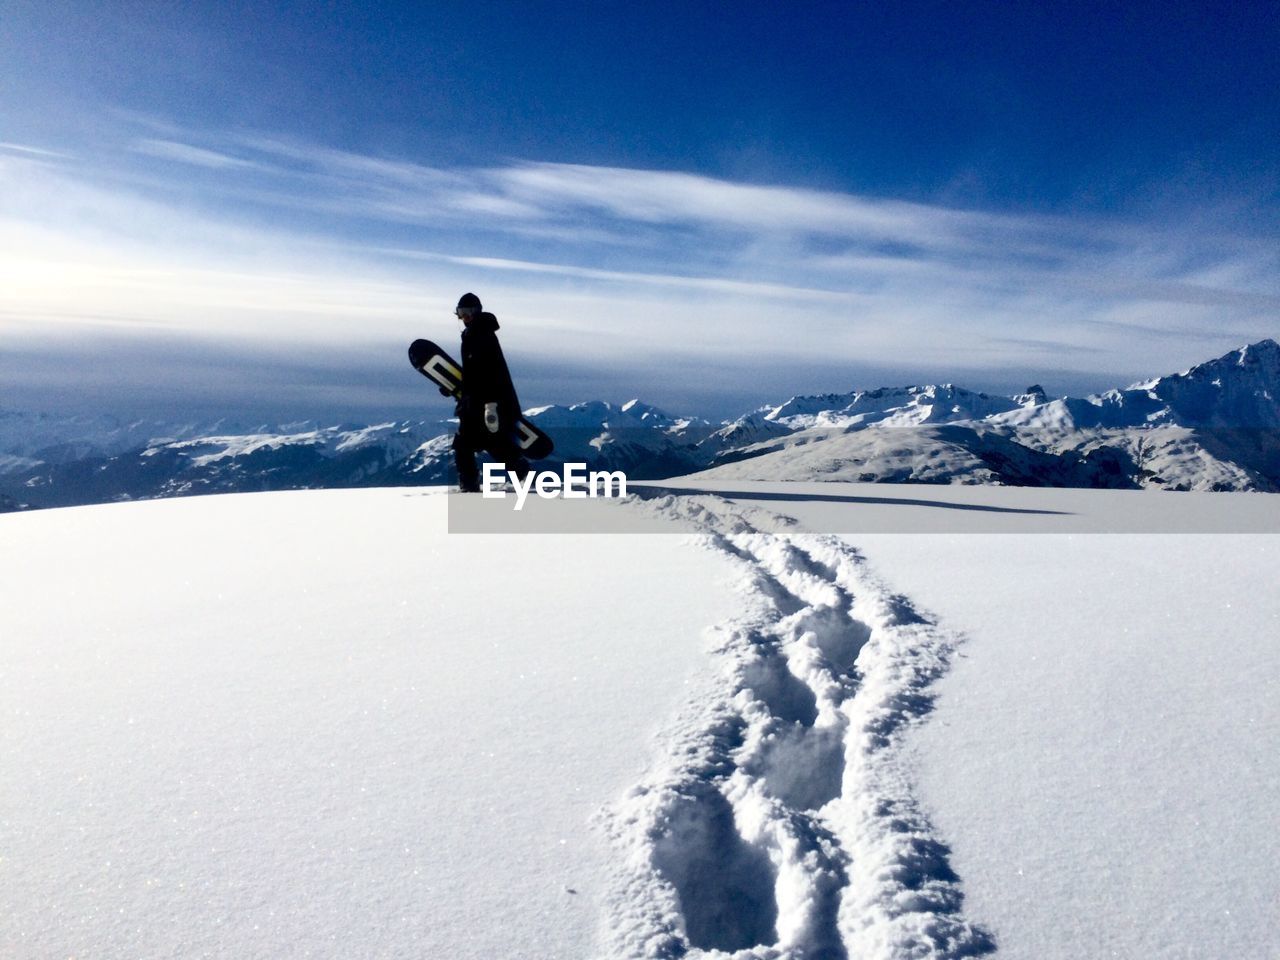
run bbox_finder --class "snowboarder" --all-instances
[449,292,531,492]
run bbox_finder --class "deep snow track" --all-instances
[601,495,995,960]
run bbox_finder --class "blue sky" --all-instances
[1,1,1278,421]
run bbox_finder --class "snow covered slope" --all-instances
[0,489,739,959]
[0,409,258,465]
[691,424,1048,486]
[762,383,1032,429]
[702,339,1280,491]
[7,420,452,507]
[994,337,1280,433]
[848,532,1280,960]
[3,485,1276,958]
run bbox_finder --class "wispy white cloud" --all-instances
[132,138,262,170]
[236,136,457,186]
[2,119,1276,415]
[116,126,1026,254]
[384,249,866,303]
[139,133,1278,316]
[0,141,75,160]
[488,161,1020,251]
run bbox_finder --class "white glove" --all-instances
[484,402,500,433]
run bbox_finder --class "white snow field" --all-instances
[0,489,739,959]
[3,484,1278,959]
[839,532,1280,960]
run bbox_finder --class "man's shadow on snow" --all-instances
[637,485,1073,516]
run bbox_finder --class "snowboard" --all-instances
[408,338,554,460]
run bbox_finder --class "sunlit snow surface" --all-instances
[687,485,1280,959]
[0,489,738,959]
[2,484,1278,959]
[845,532,1280,960]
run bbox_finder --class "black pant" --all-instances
[452,422,531,492]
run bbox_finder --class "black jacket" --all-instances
[458,312,522,428]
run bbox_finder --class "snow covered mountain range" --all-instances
[6,485,1277,958]
[3,339,1278,509]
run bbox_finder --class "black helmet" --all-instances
[456,292,482,317]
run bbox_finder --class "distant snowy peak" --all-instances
[144,421,436,468]
[619,398,674,424]
[0,409,316,468]
[1134,337,1280,429]
[764,383,1030,429]
[756,339,1278,437]
[525,399,714,445]
[705,340,1280,491]
[617,398,717,438]
[524,399,639,429]
[1130,337,1280,391]
[993,338,1280,433]
[762,391,861,423]
[1014,384,1048,405]
[705,412,796,448]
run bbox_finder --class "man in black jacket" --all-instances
[451,292,531,492]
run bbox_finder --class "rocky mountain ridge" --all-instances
[2,339,1276,510]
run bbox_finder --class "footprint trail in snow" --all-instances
[598,494,996,960]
